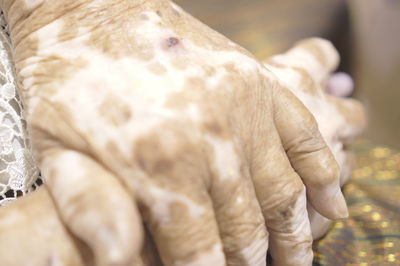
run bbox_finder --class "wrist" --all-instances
[1,0,145,48]
[1,1,86,48]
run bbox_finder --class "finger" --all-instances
[139,182,225,266]
[133,130,226,266]
[206,137,268,266]
[307,204,333,240]
[311,153,357,238]
[268,185,312,266]
[333,149,356,186]
[275,38,340,84]
[0,187,86,266]
[273,86,348,220]
[264,65,365,158]
[251,122,313,266]
[263,41,339,99]
[341,150,356,185]
[262,63,366,143]
[326,95,367,143]
[40,149,143,266]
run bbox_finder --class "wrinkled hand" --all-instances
[263,40,367,239]
[1,0,352,265]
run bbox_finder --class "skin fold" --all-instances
[0,0,366,265]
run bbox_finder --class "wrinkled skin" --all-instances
[0,0,366,265]
[0,50,366,266]
[263,52,366,239]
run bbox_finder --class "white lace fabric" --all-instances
[0,12,41,206]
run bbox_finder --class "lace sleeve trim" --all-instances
[0,11,41,206]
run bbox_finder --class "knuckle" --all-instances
[261,173,305,225]
[305,153,340,188]
[275,182,305,221]
[288,111,325,155]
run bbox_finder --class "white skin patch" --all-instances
[22,19,260,168]
[186,43,259,78]
[0,210,24,227]
[239,238,268,266]
[46,254,63,266]
[23,0,44,10]
[174,243,225,266]
[204,136,241,180]
[134,15,260,86]
[265,64,346,148]
[296,91,344,145]
[185,103,202,122]
[22,23,184,151]
[41,151,91,210]
[280,50,325,81]
[97,228,126,263]
[236,196,244,205]
[147,186,205,223]
[266,40,339,86]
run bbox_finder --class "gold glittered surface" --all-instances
[313,140,400,265]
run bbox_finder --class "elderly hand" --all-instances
[263,40,367,239]
[1,0,352,265]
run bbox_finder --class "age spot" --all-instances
[98,94,132,126]
[167,37,180,48]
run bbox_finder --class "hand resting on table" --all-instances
[0,0,365,265]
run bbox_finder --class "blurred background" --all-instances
[175,0,400,149]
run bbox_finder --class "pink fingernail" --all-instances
[326,72,354,97]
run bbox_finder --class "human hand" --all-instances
[0,188,87,266]
[2,1,348,265]
[0,186,162,266]
[0,39,364,266]
[264,39,367,239]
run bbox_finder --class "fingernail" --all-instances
[326,72,354,97]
